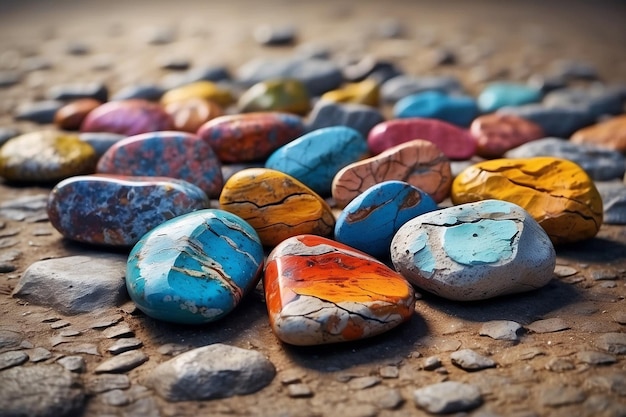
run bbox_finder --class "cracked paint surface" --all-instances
[264,235,415,345]
[391,200,556,301]
[266,126,368,195]
[219,168,335,246]
[126,209,264,324]
[332,139,451,207]
[451,156,603,244]
[197,112,304,163]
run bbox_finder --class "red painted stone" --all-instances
[470,113,545,158]
[81,99,173,136]
[367,118,476,160]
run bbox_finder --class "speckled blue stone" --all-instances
[478,82,542,113]
[334,180,437,259]
[265,126,368,195]
[126,209,264,324]
[393,91,479,127]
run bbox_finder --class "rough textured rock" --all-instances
[450,349,497,371]
[479,320,522,341]
[413,381,483,414]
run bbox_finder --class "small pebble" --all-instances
[394,90,478,127]
[111,84,165,101]
[422,356,442,371]
[81,99,173,136]
[253,24,296,46]
[0,71,21,87]
[50,320,71,330]
[471,113,545,159]
[29,347,52,362]
[379,365,399,379]
[86,374,131,394]
[99,389,131,407]
[320,79,380,107]
[553,265,578,277]
[540,386,586,407]
[239,78,310,115]
[575,351,617,365]
[287,383,313,398]
[108,338,143,355]
[571,114,626,153]
[381,74,462,103]
[596,182,626,224]
[0,350,29,370]
[477,82,542,113]
[306,100,384,137]
[413,381,483,414]
[14,100,64,124]
[348,376,381,390]
[54,98,102,131]
[102,323,134,339]
[450,349,497,371]
[526,318,570,334]
[94,350,148,373]
[47,82,108,102]
[57,355,86,373]
[594,333,626,354]
[479,320,522,341]
[545,357,575,372]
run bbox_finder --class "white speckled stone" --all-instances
[390,200,556,301]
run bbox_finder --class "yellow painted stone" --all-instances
[320,79,380,107]
[160,81,234,107]
[451,157,603,244]
[219,168,335,247]
[238,79,310,115]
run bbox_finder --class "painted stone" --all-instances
[393,91,479,127]
[238,79,310,115]
[219,168,334,247]
[80,99,173,136]
[96,131,223,198]
[320,79,380,107]
[391,200,556,301]
[264,234,415,345]
[497,104,593,138]
[504,137,625,182]
[335,181,437,259]
[570,115,626,153]
[380,75,463,103]
[470,113,545,158]
[306,100,385,137]
[47,175,209,246]
[332,139,452,207]
[197,112,305,163]
[367,118,476,160]
[477,82,542,113]
[126,209,263,324]
[451,157,603,244]
[265,126,368,195]
[163,98,224,133]
[54,98,102,131]
[160,81,234,107]
[0,131,97,182]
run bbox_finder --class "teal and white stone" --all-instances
[126,209,264,324]
[390,200,556,301]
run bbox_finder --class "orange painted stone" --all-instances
[219,168,335,246]
[264,234,415,345]
[570,115,626,153]
[164,98,224,133]
[54,98,102,131]
[160,81,234,108]
[451,157,603,244]
[320,79,380,107]
[332,139,451,207]
[470,113,545,159]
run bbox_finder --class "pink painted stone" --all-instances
[81,99,173,136]
[367,118,476,160]
[470,114,545,159]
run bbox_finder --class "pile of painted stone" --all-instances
[1,49,625,347]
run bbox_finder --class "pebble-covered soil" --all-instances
[1,1,626,416]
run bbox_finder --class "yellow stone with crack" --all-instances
[451,157,603,244]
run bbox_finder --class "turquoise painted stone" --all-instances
[335,180,437,259]
[391,200,556,301]
[478,82,542,113]
[265,126,368,195]
[126,209,264,324]
[47,175,210,247]
[393,91,479,127]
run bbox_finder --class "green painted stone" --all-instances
[238,79,310,115]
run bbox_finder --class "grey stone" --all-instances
[159,56,191,71]
[575,351,617,365]
[88,313,123,329]
[526,318,570,334]
[14,100,64,124]
[86,374,130,394]
[479,320,522,341]
[545,357,575,372]
[591,269,618,281]
[553,265,578,278]
[504,138,626,181]
[450,349,497,371]
[549,59,599,80]
[94,350,148,374]
[156,343,191,356]
[527,73,568,93]
[583,394,626,417]
[29,347,52,363]
[0,329,23,353]
[379,365,399,379]
[613,311,626,324]
[497,104,594,138]
[143,26,176,45]
[0,70,21,87]
[110,84,164,101]
[341,56,402,83]
[237,57,343,96]
[354,385,404,409]
[585,371,626,396]
[22,56,53,72]
[102,323,134,339]
[56,343,100,356]
[543,87,624,119]
[253,24,296,46]
[381,74,463,103]
[0,127,19,147]
[422,356,442,370]
[78,132,125,158]
[108,338,143,355]
[0,194,48,222]
[0,350,29,370]
[145,343,276,401]
[50,320,70,329]
[65,41,90,55]
[47,82,108,102]
[57,355,86,373]
[413,381,483,414]
[306,100,385,137]
[12,253,128,315]
[347,376,381,390]
[596,182,626,225]
[540,386,586,407]
[287,383,313,398]
[99,389,130,406]
[595,333,626,354]
[0,364,85,417]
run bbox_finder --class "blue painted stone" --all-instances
[381,75,463,103]
[391,200,556,301]
[393,91,479,127]
[478,82,542,113]
[497,104,594,138]
[335,180,437,259]
[265,126,368,195]
[306,100,385,137]
[47,175,209,246]
[126,209,264,324]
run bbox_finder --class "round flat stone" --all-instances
[571,114,626,153]
[163,98,224,133]
[80,99,173,136]
[265,126,368,195]
[0,131,97,182]
[470,113,545,158]
[335,180,437,259]
[332,139,452,207]
[238,79,310,115]
[264,235,415,345]
[451,157,604,244]
[391,200,556,301]
[96,131,223,198]
[197,112,304,163]
[219,168,335,247]
[394,91,479,127]
[47,175,209,246]
[477,82,542,113]
[126,209,264,324]
[160,81,234,107]
[368,118,476,160]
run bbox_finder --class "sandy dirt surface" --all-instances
[1,1,626,416]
